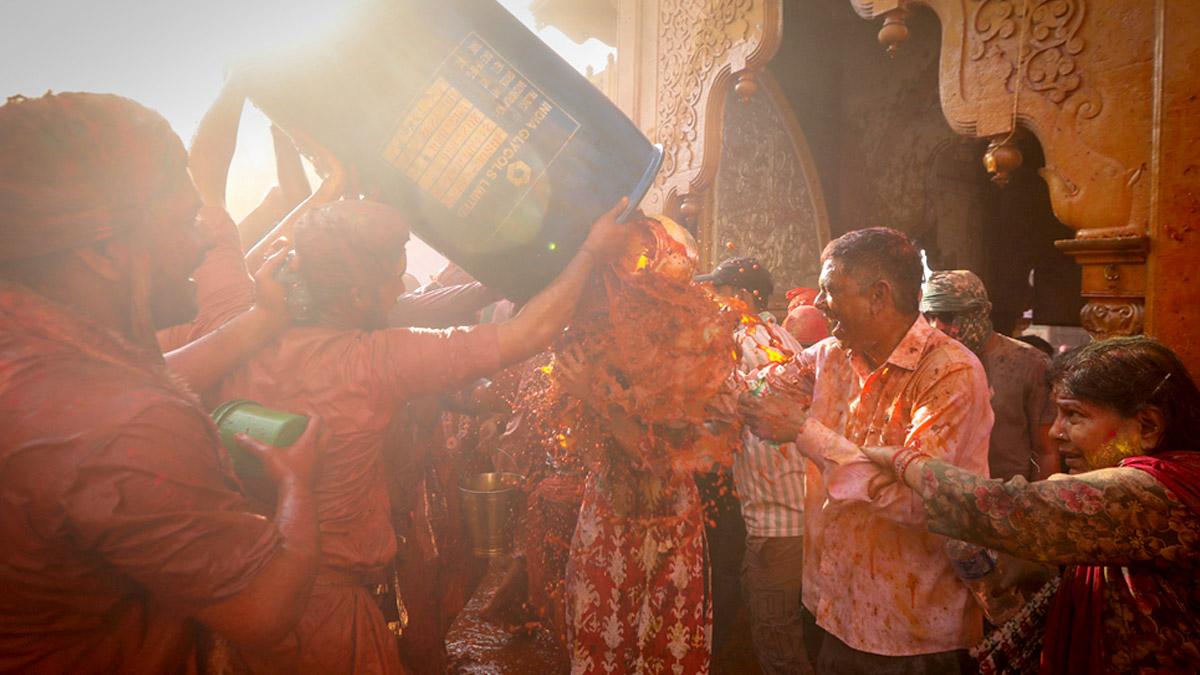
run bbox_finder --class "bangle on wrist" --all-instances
[893,448,930,480]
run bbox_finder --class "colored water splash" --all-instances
[760,345,788,363]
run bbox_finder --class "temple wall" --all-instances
[534,0,1200,369]
[710,73,830,304]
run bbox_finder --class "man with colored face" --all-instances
[921,270,1058,481]
[698,257,812,674]
[0,92,323,672]
[740,228,992,673]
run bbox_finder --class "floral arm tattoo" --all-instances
[913,460,1200,567]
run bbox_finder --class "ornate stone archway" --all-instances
[847,1,1200,367]
[709,71,831,303]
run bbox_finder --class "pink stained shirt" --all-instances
[732,312,808,538]
[214,323,500,674]
[215,322,501,575]
[788,315,992,656]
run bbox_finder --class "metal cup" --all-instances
[458,472,523,557]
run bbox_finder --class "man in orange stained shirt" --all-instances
[741,228,992,674]
[215,197,631,674]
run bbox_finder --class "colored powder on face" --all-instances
[1083,431,1141,470]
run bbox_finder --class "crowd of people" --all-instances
[2,81,1199,675]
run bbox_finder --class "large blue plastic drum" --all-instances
[246,0,661,301]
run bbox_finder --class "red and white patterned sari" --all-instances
[565,471,711,675]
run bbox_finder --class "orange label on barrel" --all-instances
[381,32,580,238]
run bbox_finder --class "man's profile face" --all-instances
[143,177,206,330]
[365,248,409,329]
[715,283,758,312]
[924,311,962,339]
[814,258,874,351]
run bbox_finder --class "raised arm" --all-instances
[163,245,290,394]
[495,197,629,365]
[272,124,313,208]
[244,135,346,271]
[389,282,499,328]
[189,78,246,210]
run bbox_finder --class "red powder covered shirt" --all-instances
[0,284,282,674]
[217,323,501,574]
[790,315,992,656]
[214,323,499,673]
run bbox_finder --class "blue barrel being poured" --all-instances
[245,0,662,301]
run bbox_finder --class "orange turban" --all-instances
[0,92,189,263]
[293,200,410,292]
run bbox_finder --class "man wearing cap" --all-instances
[921,270,1058,480]
[698,257,812,675]
[0,92,325,672]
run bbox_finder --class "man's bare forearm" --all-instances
[189,82,245,209]
[496,250,598,365]
[164,306,286,394]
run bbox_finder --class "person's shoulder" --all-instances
[807,335,843,361]
[2,356,215,487]
[923,328,982,368]
[996,333,1052,363]
[917,330,988,389]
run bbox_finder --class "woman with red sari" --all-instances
[862,336,1200,673]
[553,217,741,675]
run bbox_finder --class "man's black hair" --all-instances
[820,227,923,314]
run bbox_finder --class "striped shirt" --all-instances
[731,313,807,537]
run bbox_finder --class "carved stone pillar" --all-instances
[1055,236,1148,339]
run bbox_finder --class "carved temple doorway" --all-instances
[710,71,831,307]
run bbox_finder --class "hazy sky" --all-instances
[1,0,614,282]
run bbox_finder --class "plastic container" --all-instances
[244,0,662,301]
[458,472,523,557]
[211,400,309,484]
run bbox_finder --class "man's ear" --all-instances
[72,238,130,283]
[350,285,373,312]
[869,277,893,315]
[1136,405,1167,452]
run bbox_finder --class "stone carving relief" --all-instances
[643,0,781,217]
[711,76,829,297]
[657,0,753,181]
[1079,300,1144,340]
[845,0,1159,345]
[969,0,1100,115]
[849,0,1150,235]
